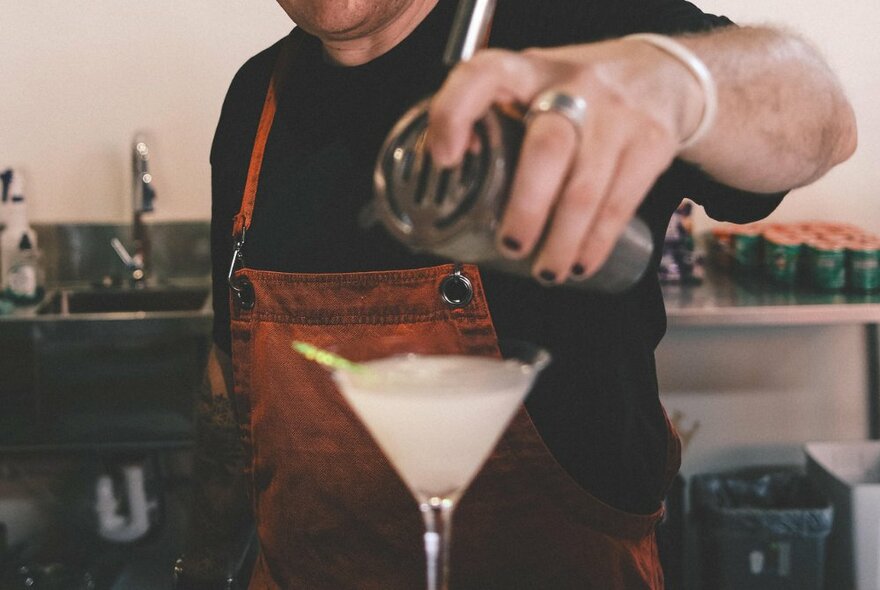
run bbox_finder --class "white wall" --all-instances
[1,2,290,222]
[659,325,868,476]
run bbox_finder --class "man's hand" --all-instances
[425,27,857,284]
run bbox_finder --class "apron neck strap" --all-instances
[232,29,303,239]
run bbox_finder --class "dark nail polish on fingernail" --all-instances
[501,236,522,252]
[539,270,557,284]
[571,263,586,277]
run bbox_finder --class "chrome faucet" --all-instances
[112,134,156,286]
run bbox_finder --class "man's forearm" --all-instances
[678,26,857,193]
[181,345,251,582]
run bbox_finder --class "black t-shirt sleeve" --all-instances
[673,160,787,223]
[492,0,732,48]
[596,0,733,36]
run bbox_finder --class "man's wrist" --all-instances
[623,34,715,150]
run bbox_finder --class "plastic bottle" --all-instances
[6,233,44,303]
[0,172,39,298]
[0,168,12,231]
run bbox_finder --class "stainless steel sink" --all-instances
[37,287,210,315]
[3,284,213,450]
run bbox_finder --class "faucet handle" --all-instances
[111,237,135,267]
[111,237,145,282]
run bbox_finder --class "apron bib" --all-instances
[226,29,680,590]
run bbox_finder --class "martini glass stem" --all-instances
[420,497,455,590]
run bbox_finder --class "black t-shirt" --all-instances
[211,0,783,514]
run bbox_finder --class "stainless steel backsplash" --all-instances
[30,222,210,285]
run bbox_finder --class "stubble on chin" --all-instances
[276,0,414,41]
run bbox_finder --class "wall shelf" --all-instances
[662,269,880,438]
[664,269,880,327]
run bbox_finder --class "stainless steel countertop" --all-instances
[663,268,880,327]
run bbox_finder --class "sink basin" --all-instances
[4,286,212,450]
[38,287,210,315]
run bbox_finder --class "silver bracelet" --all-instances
[624,33,718,150]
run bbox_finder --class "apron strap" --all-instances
[232,29,303,239]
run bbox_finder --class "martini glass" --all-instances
[332,340,550,590]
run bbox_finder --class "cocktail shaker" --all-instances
[372,0,654,293]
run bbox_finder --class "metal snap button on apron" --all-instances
[440,266,473,307]
[227,228,255,310]
[231,276,255,310]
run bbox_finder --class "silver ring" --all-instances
[525,90,588,135]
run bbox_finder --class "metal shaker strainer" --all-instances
[372,0,654,293]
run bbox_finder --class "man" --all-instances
[178,0,855,587]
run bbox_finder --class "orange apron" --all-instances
[226,31,681,590]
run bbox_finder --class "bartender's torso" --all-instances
[211,0,734,514]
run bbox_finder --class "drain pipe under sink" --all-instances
[94,462,157,543]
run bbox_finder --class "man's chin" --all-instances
[280,0,414,41]
[283,3,371,37]
[302,20,371,41]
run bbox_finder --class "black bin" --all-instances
[691,466,833,590]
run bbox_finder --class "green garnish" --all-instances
[292,341,367,373]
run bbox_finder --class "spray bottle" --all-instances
[0,172,42,302]
[0,169,12,231]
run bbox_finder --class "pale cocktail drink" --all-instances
[335,355,537,502]
[332,345,549,590]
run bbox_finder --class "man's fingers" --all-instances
[421,43,679,284]
[575,134,674,277]
[426,49,563,167]
[494,110,579,261]
[529,114,629,283]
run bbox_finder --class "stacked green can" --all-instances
[847,238,880,292]
[805,239,846,291]
[710,221,880,292]
[733,227,763,270]
[763,229,802,286]
[712,224,763,272]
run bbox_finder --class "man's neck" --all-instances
[321,0,439,66]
